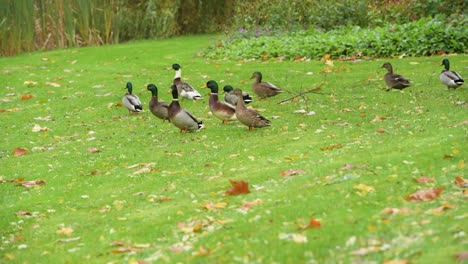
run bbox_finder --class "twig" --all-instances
[277,83,326,104]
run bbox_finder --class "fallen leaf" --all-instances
[371,116,386,123]
[320,143,342,151]
[17,180,46,188]
[428,203,456,215]
[351,246,380,255]
[239,199,263,212]
[87,147,101,153]
[16,210,32,217]
[376,128,385,134]
[383,259,408,264]
[226,179,250,195]
[414,176,435,183]
[13,148,28,157]
[455,176,467,188]
[56,227,74,236]
[57,237,81,243]
[21,94,34,100]
[45,82,61,87]
[112,247,140,254]
[109,240,126,247]
[406,187,443,202]
[454,251,468,262]
[32,124,50,132]
[307,218,321,229]
[279,169,306,177]
[204,202,227,210]
[278,233,308,243]
[23,81,38,86]
[353,183,375,196]
[381,208,413,215]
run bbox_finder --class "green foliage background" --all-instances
[0,0,466,56]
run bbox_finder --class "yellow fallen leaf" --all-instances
[56,227,74,236]
[353,183,375,196]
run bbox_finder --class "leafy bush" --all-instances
[205,16,468,60]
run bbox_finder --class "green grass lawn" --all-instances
[0,34,466,263]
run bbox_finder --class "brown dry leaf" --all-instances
[351,246,380,255]
[454,251,468,262]
[376,128,385,134]
[381,208,413,215]
[45,82,61,87]
[383,260,408,264]
[414,176,435,183]
[204,202,227,211]
[18,180,46,188]
[157,197,172,203]
[279,169,306,177]
[455,176,467,187]
[307,218,321,229]
[226,179,250,195]
[16,210,33,217]
[193,246,210,256]
[371,116,386,123]
[21,94,33,100]
[32,124,50,132]
[87,147,101,153]
[428,203,456,215]
[112,247,140,254]
[239,199,263,212]
[56,227,74,236]
[13,148,28,157]
[109,240,126,247]
[23,80,38,86]
[320,143,342,151]
[406,187,443,202]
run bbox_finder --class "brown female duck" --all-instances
[251,71,283,99]
[232,88,271,130]
[381,62,410,91]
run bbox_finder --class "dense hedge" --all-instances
[205,16,468,60]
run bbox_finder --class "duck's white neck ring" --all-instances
[174,69,182,79]
[173,98,179,101]
[210,93,218,95]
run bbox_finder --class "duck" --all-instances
[381,62,411,91]
[168,84,203,132]
[122,82,143,113]
[232,88,271,130]
[172,63,202,100]
[146,84,169,122]
[251,71,283,99]
[223,85,253,105]
[440,59,464,89]
[205,80,237,124]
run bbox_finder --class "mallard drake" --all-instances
[232,88,271,130]
[168,84,203,132]
[146,84,169,122]
[440,59,464,89]
[122,82,143,113]
[251,71,283,99]
[205,80,236,124]
[381,62,411,91]
[223,85,253,105]
[172,63,202,100]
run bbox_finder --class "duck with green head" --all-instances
[146,84,169,122]
[223,85,253,105]
[172,63,202,100]
[205,80,237,124]
[168,84,203,132]
[381,62,410,91]
[440,59,464,89]
[251,71,283,99]
[232,88,271,131]
[122,82,143,113]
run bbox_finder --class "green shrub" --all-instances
[205,16,468,60]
